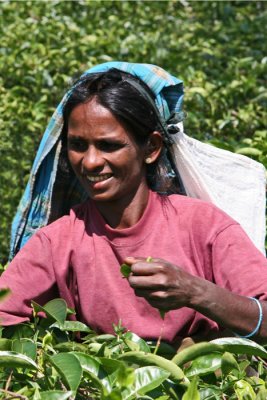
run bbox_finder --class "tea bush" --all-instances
[0,298,267,399]
[0,1,266,261]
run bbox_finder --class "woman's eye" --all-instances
[68,138,87,152]
[98,141,123,152]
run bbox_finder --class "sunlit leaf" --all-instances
[50,320,92,333]
[234,379,256,399]
[122,366,170,399]
[182,376,200,400]
[31,299,67,326]
[0,350,38,369]
[235,147,262,156]
[210,338,267,359]
[0,338,12,350]
[124,332,151,353]
[54,341,88,353]
[185,353,222,377]
[72,351,111,389]
[12,338,37,360]
[116,364,135,388]
[172,342,224,366]
[119,351,184,381]
[221,351,239,375]
[256,389,267,399]
[120,263,131,278]
[98,357,125,374]
[49,353,82,392]
[40,391,73,400]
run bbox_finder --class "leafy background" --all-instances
[0,0,266,264]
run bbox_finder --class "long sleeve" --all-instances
[0,231,59,325]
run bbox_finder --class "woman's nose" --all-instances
[82,147,104,172]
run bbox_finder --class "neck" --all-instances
[94,184,150,229]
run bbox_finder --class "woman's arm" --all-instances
[125,256,267,343]
[0,231,58,325]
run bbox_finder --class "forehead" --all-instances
[67,99,143,149]
[68,99,117,129]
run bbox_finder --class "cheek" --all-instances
[67,151,80,170]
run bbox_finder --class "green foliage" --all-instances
[1,1,266,263]
[0,298,267,399]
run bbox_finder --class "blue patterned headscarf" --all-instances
[10,62,184,259]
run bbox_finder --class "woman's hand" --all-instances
[123,256,267,342]
[124,256,199,311]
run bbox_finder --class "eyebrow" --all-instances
[67,133,125,142]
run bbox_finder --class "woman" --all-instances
[1,62,267,346]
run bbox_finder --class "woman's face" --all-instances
[67,98,149,204]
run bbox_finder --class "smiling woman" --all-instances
[64,70,164,228]
[67,100,150,210]
[0,62,267,347]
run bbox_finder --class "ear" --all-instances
[144,131,163,164]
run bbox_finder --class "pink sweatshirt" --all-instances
[1,191,267,344]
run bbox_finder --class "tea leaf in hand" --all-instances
[159,310,166,320]
[120,263,131,278]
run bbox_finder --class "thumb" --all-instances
[124,256,145,265]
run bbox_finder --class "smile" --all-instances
[86,174,113,183]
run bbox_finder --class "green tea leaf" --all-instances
[12,338,37,360]
[234,379,256,399]
[49,353,82,392]
[54,342,89,353]
[210,337,267,359]
[116,364,135,388]
[73,352,113,391]
[0,338,12,351]
[172,342,224,366]
[221,351,239,375]
[159,310,166,320]
[124,331,151,353]
[120,263,131,278]
[40,391,73,400]
[118,351,184,381]
[31,299,67,326]
[236,147,262,156]
[0,350,38,369]
[122,366,170,399]
[185,353,222,377]
[50,320,93,333]
[182,376,200,400]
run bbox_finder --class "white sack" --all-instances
[171,124,266,254]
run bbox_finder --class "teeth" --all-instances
[86,174,112,182]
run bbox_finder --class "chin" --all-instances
[87,192,116,203]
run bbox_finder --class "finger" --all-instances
[131,262,161,276]
[124,256,147,265]
[133,288,165,298]
[124,256,164,265]
[134,289,169,309]
[133,290,182,311]
[129,275,164,289]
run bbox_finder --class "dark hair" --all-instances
[60,68,181,194]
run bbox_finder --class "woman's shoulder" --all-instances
[162,193,239,233]
[40,200,90,237]
[167,193,234,216]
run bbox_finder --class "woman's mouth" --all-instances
[86,173,113,183]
